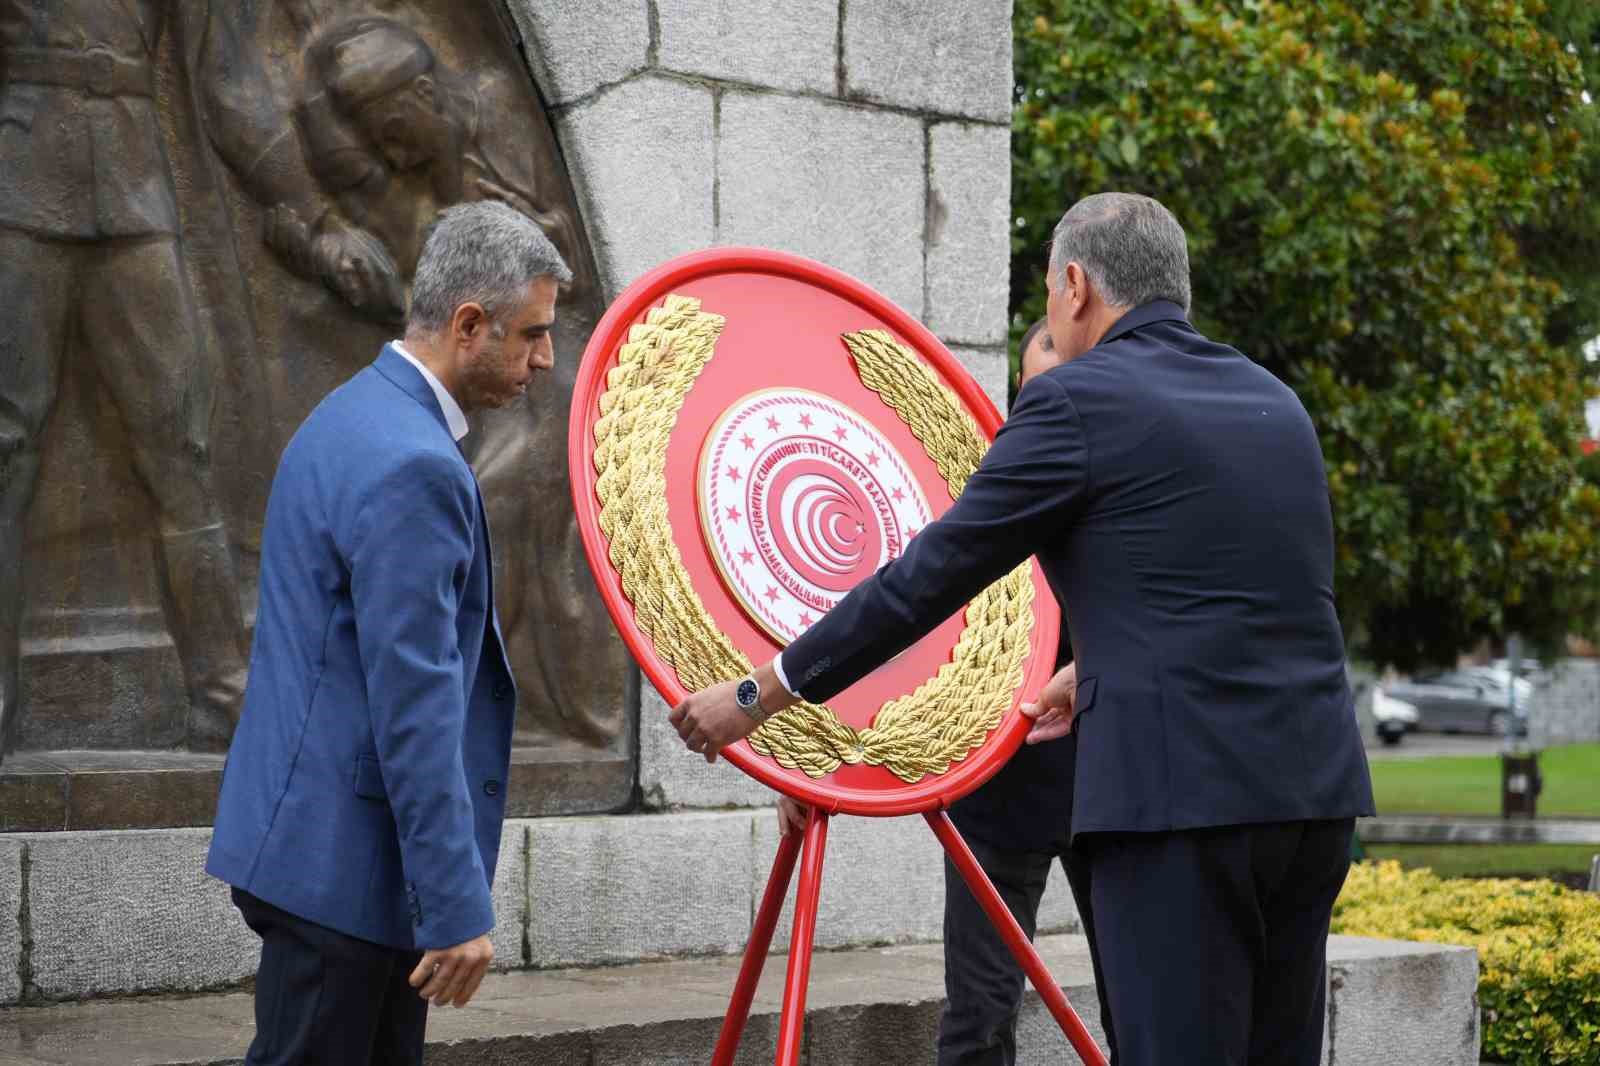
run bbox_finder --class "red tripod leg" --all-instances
[774,808,829,1066]
[925,810,1108,1066]
[711,824,805,1066]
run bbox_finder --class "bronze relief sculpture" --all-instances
[0,0,632,822]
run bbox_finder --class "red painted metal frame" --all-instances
[711,825,804,1065]
[774,809,829,1065]
[927,811,1108,1066]
[569,246,1060,819]
[709,809,1108,1066]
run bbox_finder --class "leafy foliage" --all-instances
[1335,861,1600,1065]
[1013,0,1600,668]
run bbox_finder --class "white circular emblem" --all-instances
[699,389,933,643]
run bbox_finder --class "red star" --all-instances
[799,413,814,429]
[891,487,905,503]
[833,425,848,441]
[741,433,756,450]
[727,466,742,482]
[867,452,880,466]
[739,548,755,565]
[766,415,780,431]
[799,612,812,626]
[726,506,741,521]
[765,586,780,603]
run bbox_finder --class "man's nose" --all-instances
[531,341,554,370]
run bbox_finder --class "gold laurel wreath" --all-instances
[591,295,1034,782]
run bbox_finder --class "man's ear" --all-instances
[1064,262,1092,318]
[451,301,488,345]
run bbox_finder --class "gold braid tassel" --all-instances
[592,301,1035,783]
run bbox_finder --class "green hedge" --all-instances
[1334,861,1600,1064]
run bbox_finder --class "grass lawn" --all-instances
[1370,742,1600,817]
[1363,842,1598,881]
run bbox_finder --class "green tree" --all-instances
[1013,0,1600,669]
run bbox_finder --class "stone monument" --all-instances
[0,0,632,828]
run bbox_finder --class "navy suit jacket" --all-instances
[784,302,1375,837]
[207,346,517,950]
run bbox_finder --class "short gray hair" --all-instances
[408,201,572,333]
[1049,193,1191,313]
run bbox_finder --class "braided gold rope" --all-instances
[592,299,1034,782]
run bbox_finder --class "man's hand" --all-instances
[1020,662,1078,744]
[669,679,759,762]
[408,933,494,1008]
[776,795,809,836]
[670,661,797,762]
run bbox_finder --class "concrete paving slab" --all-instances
[0,934,1475,1066]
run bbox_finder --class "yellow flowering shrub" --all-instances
[1334,862,1600,1065]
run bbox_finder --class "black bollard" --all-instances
[1500,751,1542,820]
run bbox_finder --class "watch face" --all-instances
[736,678,760,708]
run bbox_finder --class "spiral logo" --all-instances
[700,389,932,643]
[768,460,882,592]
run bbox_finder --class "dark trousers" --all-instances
[938,834,1119,1065]
[1086,818,1356,1066]
[233,889,429,1066]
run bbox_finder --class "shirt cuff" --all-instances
[770,653,796,698]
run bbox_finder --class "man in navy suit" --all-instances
[674,193,1375,1065]
[208,201,567,1065]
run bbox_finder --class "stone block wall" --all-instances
[0,815,1080,1004]
[509,0,1015,411]
[1531,658,1600,747]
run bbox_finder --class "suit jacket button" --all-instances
[483,779,501,797]
[492,681,511,701]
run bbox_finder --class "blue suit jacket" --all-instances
[207,346,516,950]
[784,302,1375,836]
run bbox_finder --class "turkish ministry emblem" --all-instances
[699,389,933,643]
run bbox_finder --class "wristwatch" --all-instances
[735,674,769,722]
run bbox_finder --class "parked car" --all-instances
[1371,686,1421,746]
[1378,670,1531,739]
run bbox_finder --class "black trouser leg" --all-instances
[937,836,1053,1066]
[1247,820,1354,1066]
[1086,819,1355,1066]
[1059,844,1119,1064]
[234,889,428,1066]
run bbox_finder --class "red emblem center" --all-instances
[700,389,932,643]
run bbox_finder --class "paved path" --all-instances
[1365,734,1506,761]
[0,935,1481,1066]
[0,935,1105,1066]
[1361,814,1600,845]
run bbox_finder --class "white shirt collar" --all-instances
[392,341,469,443]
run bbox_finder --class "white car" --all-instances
[1371,686,1420,746]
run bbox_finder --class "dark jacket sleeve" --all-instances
[347,451,493,949]
[781,373,1090,703]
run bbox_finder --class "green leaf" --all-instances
[1119,133,1140,166]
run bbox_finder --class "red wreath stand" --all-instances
[570,248,1108,1066]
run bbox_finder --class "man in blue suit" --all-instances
[674,193,1375,1065]
[207,201,568,1065]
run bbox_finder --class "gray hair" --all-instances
[408,201,572,334]
[1048,193,1191,313]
